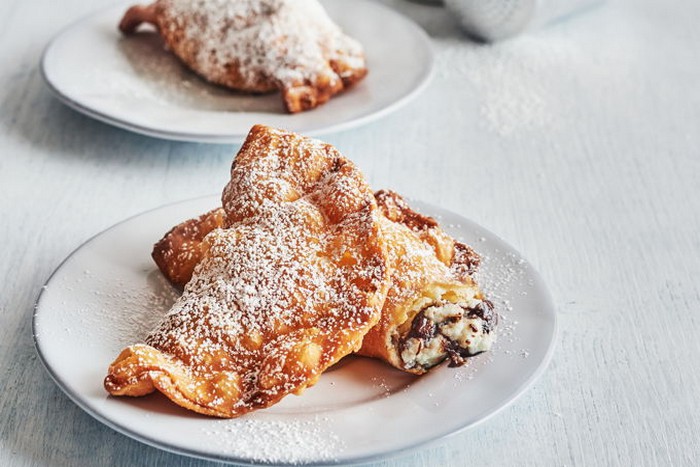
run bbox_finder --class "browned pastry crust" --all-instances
[356,191,492,375]
[150,194,480,293]
[152,208,225,288]
[372,190,480,277]
[104,125,389,417]
[119,0,368,113]
[149,189,493,376]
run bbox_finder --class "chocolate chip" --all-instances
[462,300,497,333]
[408,310,437,341]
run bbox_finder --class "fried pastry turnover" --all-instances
[119,0,368,113]
[104,125,389,417]
[356,191,496,375]
[153,191,496,376]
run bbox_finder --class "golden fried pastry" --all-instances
[104,125,389,417]
[119,0,368,113]
[150,189,495,376]
[356,191,496,375]
[152,206,225,288]
[152,208,225,288]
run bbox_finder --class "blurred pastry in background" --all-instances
[119,0,368,113]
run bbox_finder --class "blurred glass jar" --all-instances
[443,0,605,42]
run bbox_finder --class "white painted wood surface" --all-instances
[1,0,699,465]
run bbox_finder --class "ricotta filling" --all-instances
[400,300,496,371]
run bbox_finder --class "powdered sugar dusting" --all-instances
[104,274,180,343]
[158,0,365,89]
[107,126,388,417]
[477,250,529,305]
[205,415,345,463]
[46,270,179,351]
[372,191,482,313]
[116,34,284,112]
[475,245,532,357]
[436,38,558,136]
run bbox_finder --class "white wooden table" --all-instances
[2,0,699,465]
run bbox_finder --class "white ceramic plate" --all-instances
[33,196,557,465]
[40,0,434,143]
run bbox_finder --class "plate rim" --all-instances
[33,194,558,465]
[39,0,436,144]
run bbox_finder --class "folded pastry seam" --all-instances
[105,125,390,418]
[105,125,497,418]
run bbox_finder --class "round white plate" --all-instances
[34,196,557,465]
[40,0,434,143]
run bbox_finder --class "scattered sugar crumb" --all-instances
[205,415,345,463]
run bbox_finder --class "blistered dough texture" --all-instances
[356,191,493,375]
[105,125,389,417]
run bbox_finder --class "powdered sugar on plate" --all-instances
[451,227,535,363]
[33,195,556,465]
[115,33,283,112]
[205,415,345,464]
[41,269,179,353]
